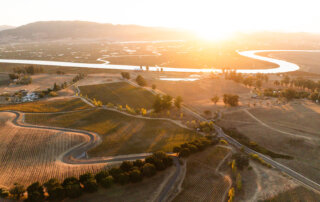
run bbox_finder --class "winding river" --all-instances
[0,50,320,74]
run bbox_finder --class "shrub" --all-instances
[9,183,25,200]
[44,178,65,201]
[95,170,109,184]
[79,172,95,184]
[62,177,82,198]
[0,188,9,198]
[82,179,98,193]
[129,169,143,183]
[142,163,157,177]
[26,182,45,202]
[49,91,58,97]
[121,72,130,79]
[100,176,114,188]
[133,159,145,168]
[136,75,147,86]
[120,161,134,172]
[118,173,130,185]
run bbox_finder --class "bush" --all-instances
[0,188,9,198]
[120,161,134,172]
[133,159,145,168]
[26,182,45,202]
[136,75,147,86]
[82,179,98,193]
[118,173,130,185]
[129,169,143,183]
[121,72,130,79]
[142,163,157,177]
[49,91,58,97]
[179,148,191,157]
[62,177,82,198]
[44,178,65,201]
[232,153,249,170]
[95,170,109,184]
[9,183,25,200]
[100,176,114,188]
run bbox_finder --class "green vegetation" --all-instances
[0,97,90,112]
[0,152,173,201]
[223,128,293,159]
[120,72,130,79]
[25,109,200,156]
[173,137,218,157]
[136,75,147,86]
[79,82,156,109]
[223,94,239,106]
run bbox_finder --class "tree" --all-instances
[100,176,114,188]
[26,182,45,202]
[129,169,143,183]
[121,72,130,79]
[136,75,147,86]
[82,179,98,193]
[9,183,25,200]
[152,84,156,90]
[95,170,109,184]
[174,96,183,109]
[44,178,65,201]
[211,95,219,105]
[223,94,239,106]
[142,163,157,177]
[120,161,134,172]
[0,188,9,198]
[62,177,82,198]
[232,153,249,170]
[133,159,144,168]
[236,173,242,191]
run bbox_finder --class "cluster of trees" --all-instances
[136,75,147,86]
[186,120,215,133]
[0,152,173,201]
[121,72,130,79]
[223,94,239,106]
[274,76,320,91]
[264,88,319,101]
[13,66,44,75]
[153,95,183,112]
[72,73,86,83]
[250,154,272,168]
[225,71,268,88]
[173,137,218,157]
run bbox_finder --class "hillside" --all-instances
[0,25,15,31]
[0,21,192,43]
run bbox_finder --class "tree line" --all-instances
[0,152,173,201]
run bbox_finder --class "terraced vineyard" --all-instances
[0,112,105,188]
[174,146,231,202]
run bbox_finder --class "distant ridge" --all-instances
[0,21,193,43]
[0,25,15,32]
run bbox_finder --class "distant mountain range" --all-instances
[0,25,15,32]
[0,21,193,43]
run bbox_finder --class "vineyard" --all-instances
[173,146,231,202]
[25,108,199,157]
[0,97,91,112]
[0,112,106,188]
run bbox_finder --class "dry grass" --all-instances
[263,186,320,202]
[79,82,156,109]
[0,97,90,112]
[0,73,75,94]
[218,100,320,184]
[25,108,200,157]
[0,112,106,188]
[173,146,231,202]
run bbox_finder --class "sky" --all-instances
[2,0,320,39]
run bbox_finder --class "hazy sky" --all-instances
[2,0,320,38]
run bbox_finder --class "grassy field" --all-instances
[263,186,320,202]
[0,97,91,112]
[79,82,156,109]
[66,165,175,202]
[0,112,105,188]
[217,100,320,184]
[25,108,200,156]
[173,146,231,202]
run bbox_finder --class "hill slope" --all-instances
[0,21,192,43]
